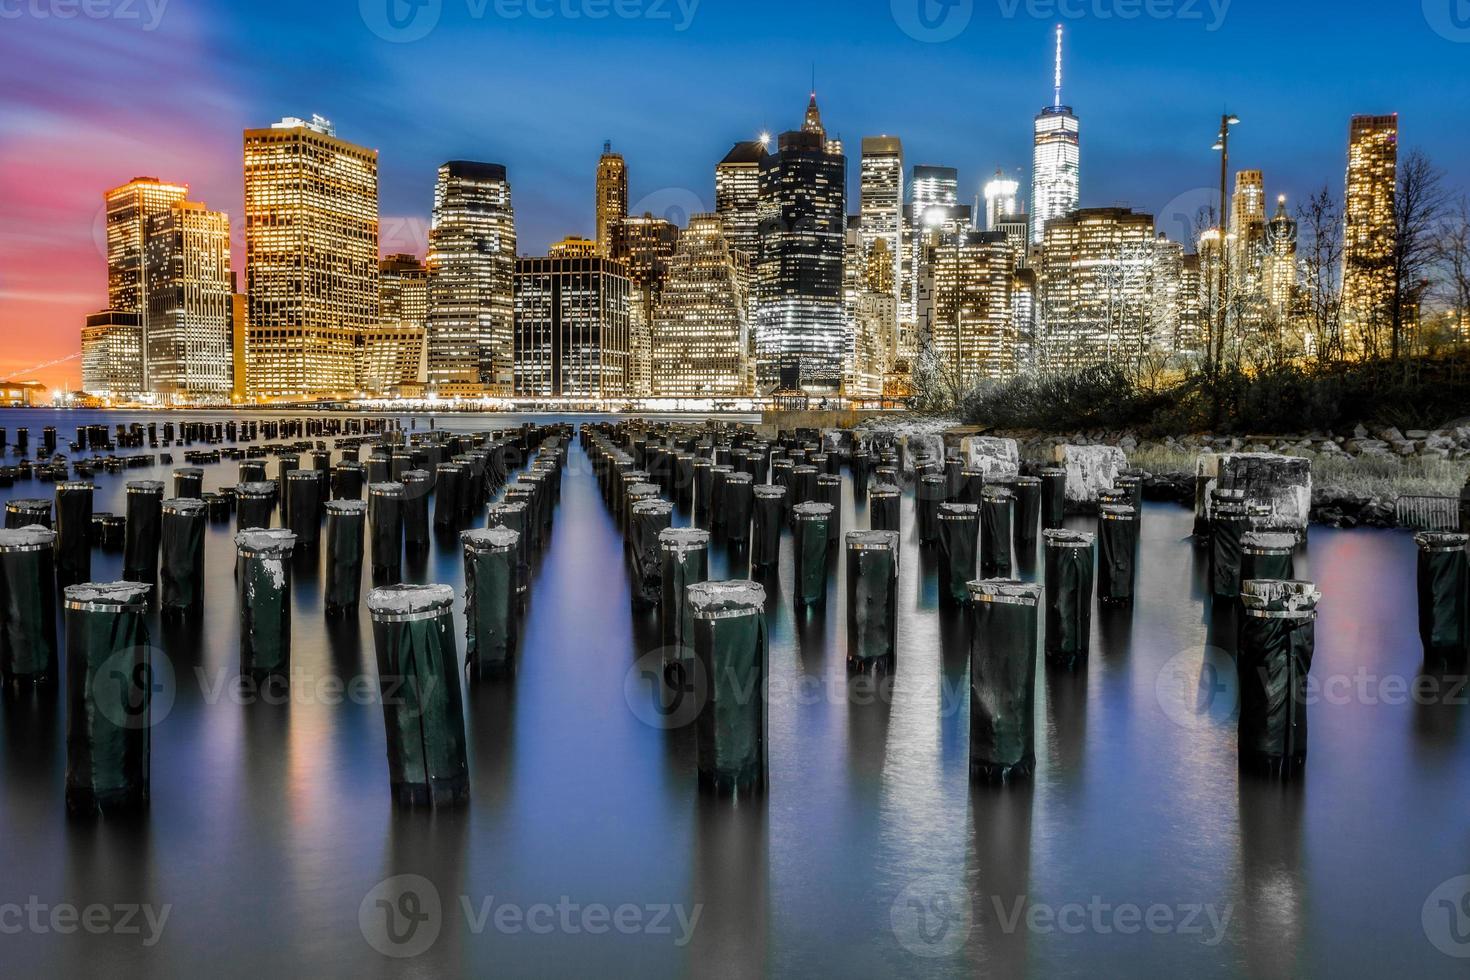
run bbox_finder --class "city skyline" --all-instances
[4,2,1469,389]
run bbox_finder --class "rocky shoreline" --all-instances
[852,415,1470,530]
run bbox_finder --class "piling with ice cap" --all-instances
[0,527,59,686]
[751,485,786,569]
[981,486,1015,579]
[367,585,470,807]
[659,528,709,678]
[916,474,945,544]
[54,481,94,586]
[401,470,431,551]
[64,582,153,814]
[1043,529,1094,669]
[235,481,275,531]
[5,498,51,529]
[236,530,295,683]
[690,580,768,797]
[368,482,405,582]
[1211,489,1252,600]
[792,502,832,609]
[1097,503,1138,606]
[967,580,1041,784]
[1012,476,1042,553]
[1241,531,1296,585]
[630,499,674,609]
[1039,467,1067,530]
[462,527,521,679]
[172,467,203,500]
[936,503,979,606]
[160,498,206,615]
[869,483,901,533]
[1237,580,1320,779]
[325,500,366,616]
[725,472,755,548]
[846,530,899,674]
[1415,533,1468,667]
[285,469,323,548]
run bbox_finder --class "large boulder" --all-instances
[1053,444,1127,503]
[854,417,955,475]
[960,436,1020,481]
[1196,452,1312,532]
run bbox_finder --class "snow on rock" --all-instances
[1053,445,1127,503]
[959,436,1020,481]
[1196,452,1312,533]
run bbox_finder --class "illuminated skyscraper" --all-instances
[912,165,959,219]
[144,201,234,402]
[612,214,680,397]
[860,137,904,308]
[364,254,429,397]
[595,142,628,258]
[1031,25,1081,244]
[426,160,517,396]
[81,311,144,401]
[715,139,769,265]
[755,100,847,391]
[1038,208,1161,369]
[650,214,750,398]
[243,115,378,400]
[1342,113,1398,347]
[1263,195,1299,317]
[926,232,1018,386]
[983,168,1021,232]
[103,176,188,389]
[513,252,630,399]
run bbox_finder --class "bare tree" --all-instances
[1433,195,1470,348]
[1296,186,1344,365]
[1390,149,1449,359]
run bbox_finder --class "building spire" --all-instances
[803,89,825,140]
[1053,23,1064,108]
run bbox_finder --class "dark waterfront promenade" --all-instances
[0,409,1465,978]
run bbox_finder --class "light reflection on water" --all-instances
[0,409,1465,978]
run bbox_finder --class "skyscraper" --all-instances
[595,142,628,258]
[756,98,847,391]
[103,176,188,389]
[243,114,378,400]
[983,169,1021,233]
[364,254,429,397]
[1263,195,1299,317]
[1342,113,1398,349]
[912,165,959,219]
[144,200,234,402]
[715,139,769,264]
[860,137,903,308]
[81,311,144,401]
[650,214,750,398]
[426,160,517,396]
[514,252,630,399]
[1038,207,1161,369]
[926,232,1018,386]
[612,214,680,397]
[1031,25,1081,244]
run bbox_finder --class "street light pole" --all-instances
[1212,113,1240,384]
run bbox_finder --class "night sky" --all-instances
[2,0,1467,388]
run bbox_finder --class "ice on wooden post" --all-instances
[846,531,899,674]
[236,529,296,684]
[689,580,768,798]
[968,580,1041,784]
[367,585,470,808]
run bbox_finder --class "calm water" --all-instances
[0,409,1465,979]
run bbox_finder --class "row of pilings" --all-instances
[0,419,572,815]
